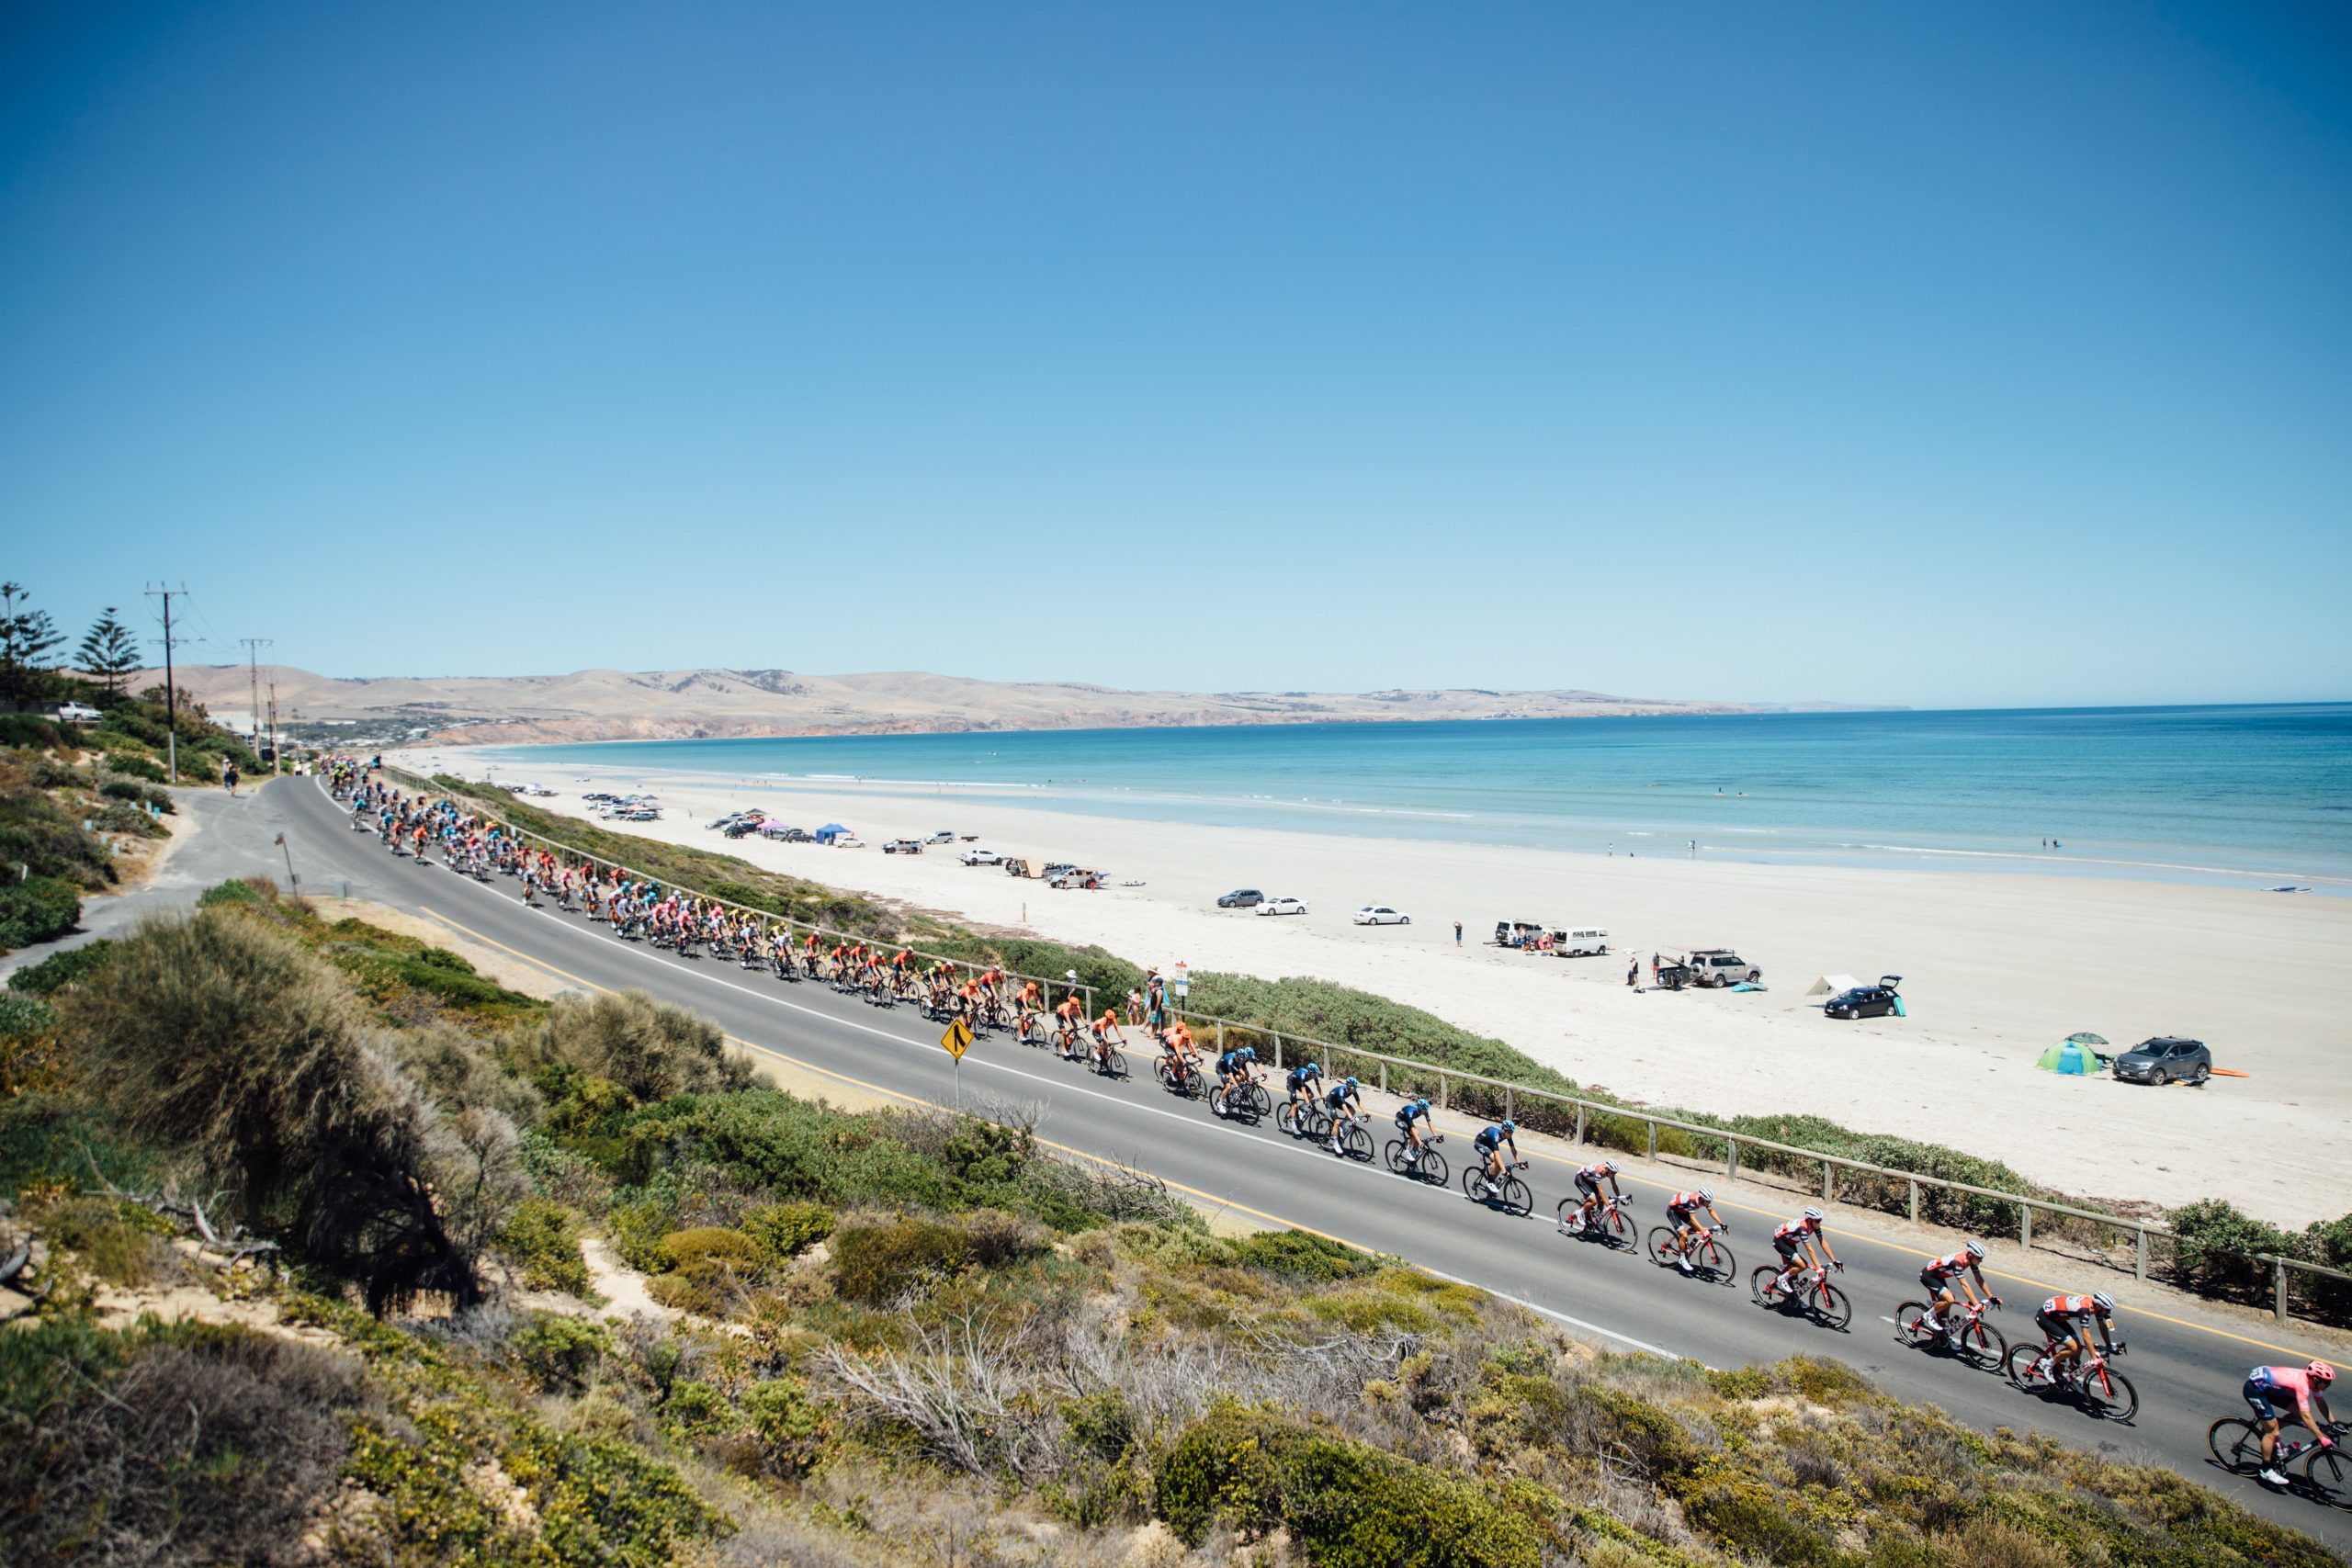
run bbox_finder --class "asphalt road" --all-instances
[63,775,2352,1551]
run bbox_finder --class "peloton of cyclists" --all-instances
[1917,1239,1999,1348]
[1765,1208,1843,1301]
[2244,1359,2337,1487]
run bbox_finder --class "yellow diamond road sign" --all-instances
[941,1017,974,1061]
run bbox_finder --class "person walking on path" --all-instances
[222,757,240,797]
[1453,920,1463,946]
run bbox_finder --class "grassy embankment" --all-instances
[427,776,2352,1325]
[1,878,2335,1567]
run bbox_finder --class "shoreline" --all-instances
[399,748,2352,1226]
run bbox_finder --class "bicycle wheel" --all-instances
[1894,1303,1938,1350]
[1276,1103,1300,1136]
[1247,1082,1272,1117]
[1338,1122,1372,1161]
[1420,1147,1448,1185]
[1498,1176,1532,1217]
[1751,1267,1786,1308]
[1694,1236,1735,1283]
[2207,1417,2265,1475]
[2004,1343,2050,1390]
[1960,1320,2007,1372]
[1606,1205,1635,1248]
[1646,1226,1682,1265]
[1099,1047,1126,1079]
[2082,1366,2137,1422]
[1812,1283,1852,1331]
[2304,1445,2352,1509]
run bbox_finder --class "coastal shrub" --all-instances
[2166,1198,2303,1305]
[101,751,167,784]
[1157,1403,1541,1568]
[511,1309,610,1392]
[0,994,67,1099]
[741,1199,837,1265]
[1229,1227,1376,1283]
[0,875,80,953]
[6,939,116,996]
[831,1216,971,1303]
[499,1195,593,1295]
[521,989,752,1105]
[0,715,69,750]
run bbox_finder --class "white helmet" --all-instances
[1695,1187,1714,1204]
[1963,1238,1986,1261]
[1803,1207,1825,1224]
[2091,1291,2117,1314]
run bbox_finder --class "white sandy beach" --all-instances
[401,750,2352,1227]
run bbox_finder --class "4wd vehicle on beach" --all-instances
[1217,888,1264,908]
[1689,949,1761,987]
[1050,868,1104,889]
[926,830,956,843]
[2113,1036,2211,1085]
[960,847,1002,865]
[882,839,923,854]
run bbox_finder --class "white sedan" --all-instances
[1351,906,1411,926]
[1255,896,1307,917]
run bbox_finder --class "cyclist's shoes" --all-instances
[1677,1255,1695,1275]
[1918,1310,1943,1334]
[2259,1467,2288,1486]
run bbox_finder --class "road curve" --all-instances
[215,778,2352,1551]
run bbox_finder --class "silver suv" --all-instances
[1689,949,1761,987]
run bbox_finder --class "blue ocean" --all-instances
[491,705,2352,892]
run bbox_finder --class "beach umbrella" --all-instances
[2035,1040,2101,1076]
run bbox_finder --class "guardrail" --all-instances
[359,764,2345,1335]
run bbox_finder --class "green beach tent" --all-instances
[2036,1033,2109,1076]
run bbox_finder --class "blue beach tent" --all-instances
[814,823,851,844]
[2035,1033,2108,1076]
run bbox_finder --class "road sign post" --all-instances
[941,1017,975,1109]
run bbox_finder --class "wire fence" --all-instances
[362,763,2350,1332]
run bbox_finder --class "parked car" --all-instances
[960,847,1003,865]
[834,837,865,849]
[1351,906,1410,926]
[2113,1036,2211,1085]
[882,839,924,854]
[1216,888,1264,908]
[53,702,102,724]
[1824,976,1904,1020]
[1494,920,1545,949]
[1050,868,1103,889]
[1551,926,1610,956]
[1689,949,1761,987]
[1256,897,1306,917]
[926,830,956,844]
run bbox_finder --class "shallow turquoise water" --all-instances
[490,704,2352,891]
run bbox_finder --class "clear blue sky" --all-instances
[3,2,2346,709]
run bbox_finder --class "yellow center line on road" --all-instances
[413,902,2315,1361]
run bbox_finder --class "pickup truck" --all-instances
[959,847,1002,866]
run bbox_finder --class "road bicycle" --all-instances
[2004,1339,2136,1422]
[1557,1190,1636,1250]
[1089,1037,1128,1080]
[1212,1072,1272,1122]
[1275,1099,1330,1140]
[1645,1220,1735,1281]
[1894,1295,2006,1371]
[1751,1260,1852,1330]
[2206,1416,2350,1506]
[1155,1052,1204,1100]
[1384,1133,1448,1186]
[1322,1114,1374,1162]
[1462,1158,1533,1216]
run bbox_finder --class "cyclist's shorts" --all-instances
[1667,1202,1699,1225]
[2244,1378,2301,1422]
[2036,1310,2088,1344]
[1474,1134,1501,1154]
[1772,1235,1805,1262]
[1918,1269,1953,1294]
[1574,1171,1601,1195]
[1394,1113,1419,1133]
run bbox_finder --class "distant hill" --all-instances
[138,663,1799,745]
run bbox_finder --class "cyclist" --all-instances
[1470,1120,1520,1201]
[1215,1044,1258,1115]
[1320,1076,1363,1155]
[1159,1019,1198,1087]
[1768,1208,1842,1299]
[1016,978,1046,1043]
[1394,1098,1434,1169]
[1570,1157,1623,1230]
[1284,1061,1324,1130]
[1664,1187,1726,1272]
[1054,992,1086,1059]
[1090,1006,1125,1069]
[2035,1291,2120,1388]
[2244,1360,2337,1487]
[1917,1240,1999,1346]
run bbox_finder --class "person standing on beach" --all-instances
[1453,920,1463,946]
[1627,957,1638,987]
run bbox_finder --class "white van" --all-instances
[1552,927,1610,957]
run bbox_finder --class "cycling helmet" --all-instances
[1695,1187,1714,1204]
[1343,1077,1359,1092]
[1964,1238,1987,1261]
[1803,1207,1826,1224]
[2309,1360,2336,1384]
[2090,1292,2117,1314]
[1601,1158,1620,1176]
[1500,1120,1516,1135]
[1238,1046,1256,1061]
[1414,1099,1430,1113]
[1306,1062,1322,1077]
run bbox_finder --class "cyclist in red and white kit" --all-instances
[1917,1239,1999,1343]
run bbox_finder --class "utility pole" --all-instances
[241,637,272,757]
[267,680,281,775]
[144,584,185,783]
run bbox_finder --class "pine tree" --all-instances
[76,606,143,700]
[0,581,65,710]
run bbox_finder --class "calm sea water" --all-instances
[490,705,2352,891]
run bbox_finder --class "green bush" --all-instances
[196,876,268,907]
[740,1377,827,1477]
[657,1224,764,1281]
[831,1217,971,1304]
[102,751,167,784]
[0,715,68,750]
[510,1310,610,1392]
[1157,1403,1540,1568]
[499,1196,592,1295]
[741,1200,836,1265]
[2167,1198,2302,1305]
[1230,1228,1377,1283]
[0,875,80,953]
[6,939,115,996]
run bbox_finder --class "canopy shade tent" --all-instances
[813,823,852,843]
[1805,974,1861,998]
[2036,1040,2106,1076]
